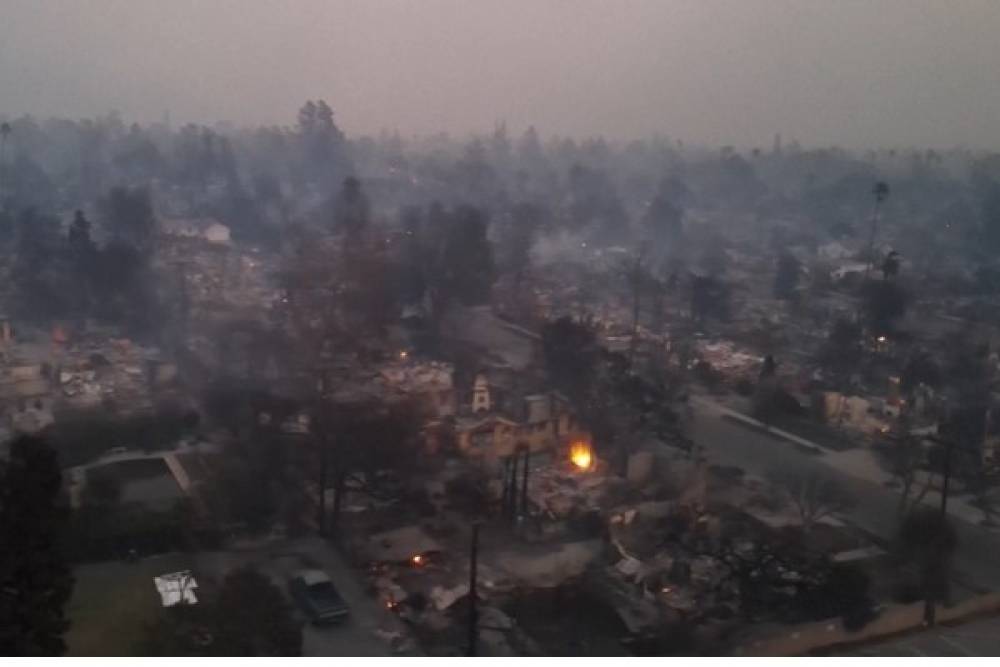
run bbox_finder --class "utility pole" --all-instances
[939,438,953,517]
[317,434,328,537]
[520,447,530,518]
[926,435,953,627]
[507,452,520,520]
[500,456,511,514]
[467,522,480,657]
[924,431,957,626]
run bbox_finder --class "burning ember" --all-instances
[411,554,424,566]
[569,441,593,471]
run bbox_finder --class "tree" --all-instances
[142,566,301,656]
[938,405,990,496]
[566,163,629,243]
[113,124,165,183]
[0,437,74,655]
[333,176,370,238]
[710,536,831,622]
[198,387,299,534]
[298,99,346,184]
[542,316,601,405]
[876,430,933,518]
[90,239,160,334]
[500,202,545,288]
[99,185,155,250]
[644,178,685,247]
[768,471,854,534]
[621,250,654,368]
[209,456,280,533]
[311,399,424,533]
[881,250,901,280]
[210,567,302,655]
[753,355,780,425]
[860,279,908,337]
[428,205,496,313]
[821,317,862,388]
[397,205,429,306]
[68,209,95,259]
[900,351,941,396]
[898,507,957,625]
[690,274,729,326]
[10,207,72,322]
[67,210,97,317]
[773,253,801,300]
[583,352,691,473]
[716,152,766,208]
[456,139,497,204]
[805,563,876,630]
[389,202,496,331]
[335,233,401,341]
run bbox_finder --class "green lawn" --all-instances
[66,553,194,656]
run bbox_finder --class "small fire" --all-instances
[399,350,409,360]
[569,441,593,471]
[411,554,424,566]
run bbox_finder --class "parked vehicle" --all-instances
[288,570,350,625]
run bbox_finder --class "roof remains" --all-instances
[154,570,198,607]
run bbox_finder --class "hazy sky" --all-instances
[3,0,1000,149]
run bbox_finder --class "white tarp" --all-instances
[154,570,198,607]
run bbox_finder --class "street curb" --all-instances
[719,413,824,455]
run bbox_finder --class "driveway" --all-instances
[195,536,418,656]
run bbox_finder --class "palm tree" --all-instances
[864,181,890,280]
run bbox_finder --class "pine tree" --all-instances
[0,436,74,655]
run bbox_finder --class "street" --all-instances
[688,398,1000,593]
[845,614,1000,656]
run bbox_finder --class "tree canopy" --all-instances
[0,437,74,656]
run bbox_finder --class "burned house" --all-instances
[0,333,56,435]
[453,372,586,462]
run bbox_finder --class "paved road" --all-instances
[688,399,1000,593]
[844,614,1000,656]
[196,537,416,656]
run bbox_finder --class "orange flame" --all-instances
[569,441,593,470]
